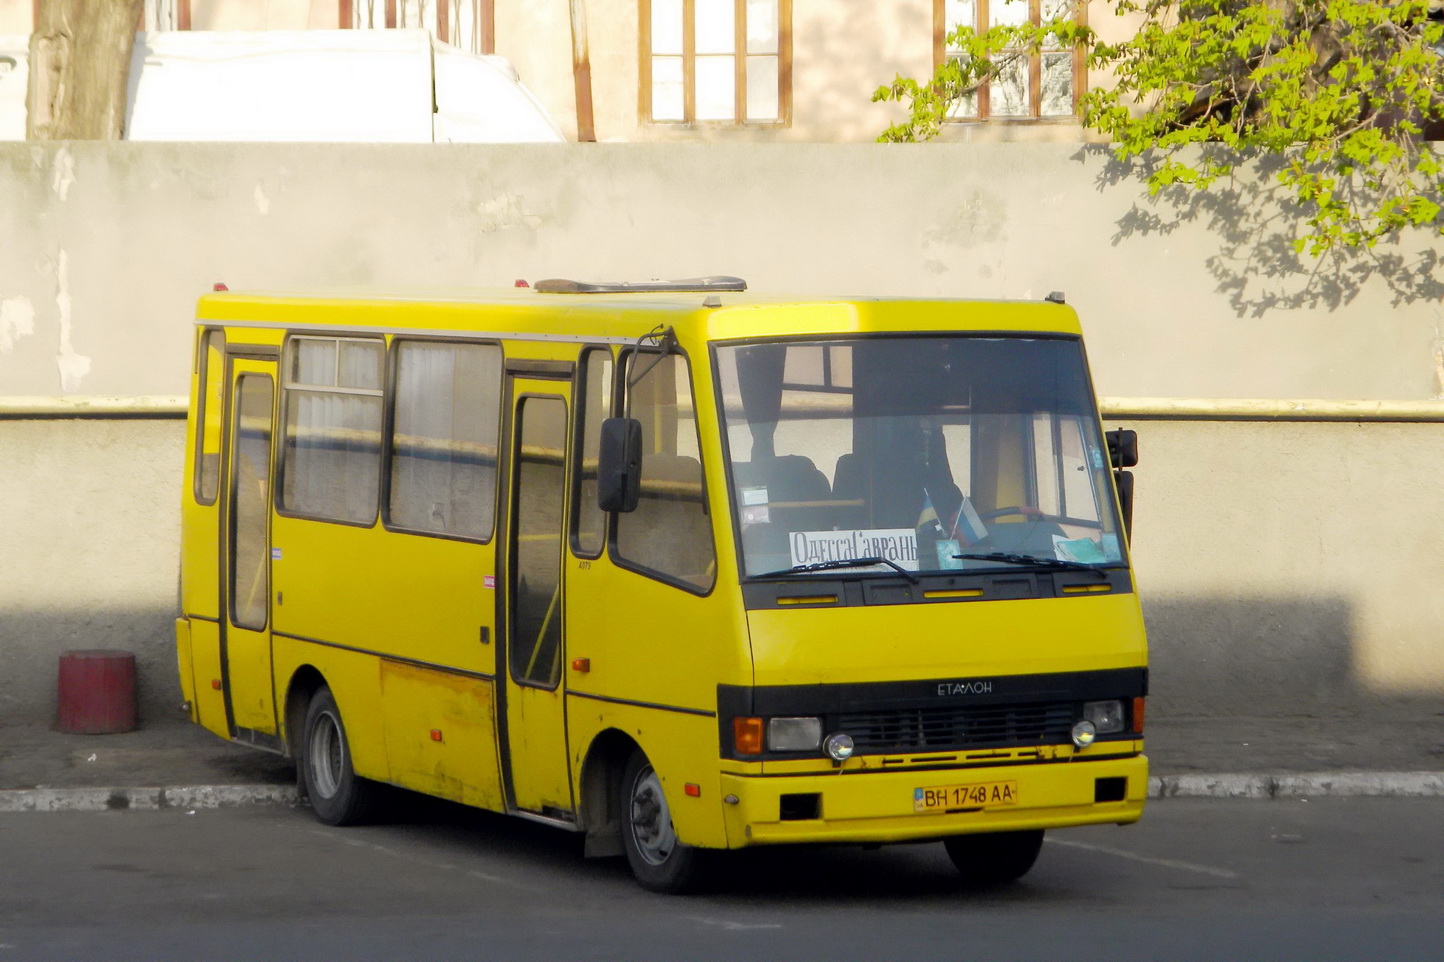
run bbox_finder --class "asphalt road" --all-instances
[0,796,1439,961]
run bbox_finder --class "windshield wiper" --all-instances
[952,551,1108,574]
[757,557,920,584]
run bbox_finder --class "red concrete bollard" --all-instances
[56,650,137,734]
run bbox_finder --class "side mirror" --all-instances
[597,417,643,513]
[1106,429,1138,469]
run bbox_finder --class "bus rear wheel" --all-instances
[301,686,379,826]
[620,749,706,894]
[943,830,1044,886]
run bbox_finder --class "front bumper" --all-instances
[719,754,1148,847]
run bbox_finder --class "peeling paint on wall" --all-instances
[921,190,1006,277]
[53,251,91,390]
[0,295,34,352]
[51,147,75,201]
[1433,324,1444,399]
[475,192,541,232]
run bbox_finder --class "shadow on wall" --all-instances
[1077,146,1444,318]
[1142,593,1386,716]
[0,608,182,728]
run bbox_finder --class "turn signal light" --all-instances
[1133,696,1146,733]
[733,716,764,755]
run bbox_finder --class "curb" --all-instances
[3,773,1444,812]
[0,784,299,813]
[1148,772,1444,799]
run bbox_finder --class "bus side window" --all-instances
[280,336,385,525]
[572,347,613,557]
[388,340,502,540]
[614,352,716,592]
[194,328,226,505]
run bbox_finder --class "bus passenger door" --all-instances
[220,357,280,741]
[500,378,574,817]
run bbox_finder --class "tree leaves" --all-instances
[876,0,1444,254]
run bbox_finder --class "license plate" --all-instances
[914,780,1019,812]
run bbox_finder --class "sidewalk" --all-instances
[1,711,1442,810]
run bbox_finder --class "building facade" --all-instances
[0,0,1138,141]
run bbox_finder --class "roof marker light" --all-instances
[213,283,228,291]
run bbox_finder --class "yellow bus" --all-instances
[176,277,1147,892]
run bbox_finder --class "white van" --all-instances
[0,29,565,143]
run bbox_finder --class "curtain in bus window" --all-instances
[281,337,383,525]
[389,341,501,539]
[283,392,382,524]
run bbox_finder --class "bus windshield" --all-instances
[715,335,1126,579]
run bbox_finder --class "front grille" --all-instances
[834,701,1074,753]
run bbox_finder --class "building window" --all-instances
[142,0,190,30]
[343,0,495,54]
[642,0,791,125]
[936,0,1082,121]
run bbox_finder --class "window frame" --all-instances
[192,327,226,507]
[228,371,275,632]
[607,345,718,596]
[275,332,387,529]
[570,346,616,560]
[639,0,793,127]
[382,336,505,545]
[933,0,1087,123]
[711,331,1126,584]
[507,391,571,692]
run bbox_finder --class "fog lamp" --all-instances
[823,732,855,762]
[768,717,822,752]
[1071,720,1097,749]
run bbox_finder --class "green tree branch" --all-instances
[875,0,1444,254]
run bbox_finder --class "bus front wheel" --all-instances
[301,686,379,826]
[943,829,1044,886]
[620,749,706,893]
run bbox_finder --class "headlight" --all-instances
[767,716,822,752]
[1082,699,1125,735]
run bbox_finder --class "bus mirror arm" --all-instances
[598,417,643,513]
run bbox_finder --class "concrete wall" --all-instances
[4,142,1443,401]
[0,418,182,725]
[3,141,1444,725]
[1119,419,1444,714]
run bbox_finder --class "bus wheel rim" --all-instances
[309,711,343,799]
[628,766,676,866]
